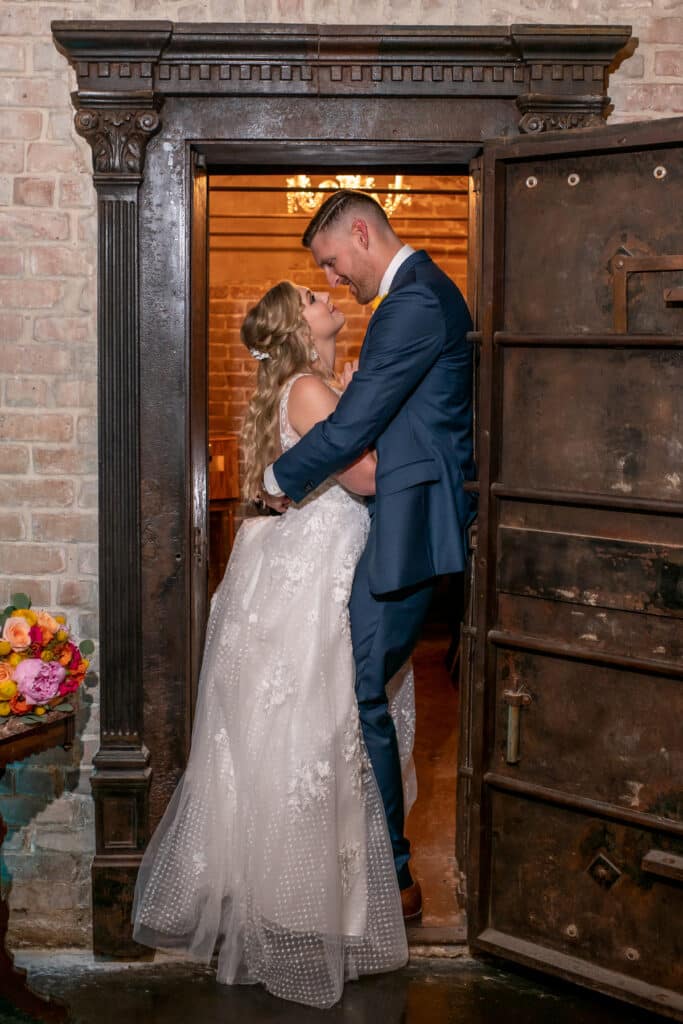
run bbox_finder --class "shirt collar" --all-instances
[378,244,415,297]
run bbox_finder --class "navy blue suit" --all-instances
[274,250,475,885]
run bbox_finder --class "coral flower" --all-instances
[3,616,32,652]
[10,692,32,715]
[36,611,59,635]
[0,663,13,684]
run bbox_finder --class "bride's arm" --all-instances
[287,376,376,496]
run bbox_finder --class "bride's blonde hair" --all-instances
[240,281,328,501]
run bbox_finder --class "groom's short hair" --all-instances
[302,189,389,248]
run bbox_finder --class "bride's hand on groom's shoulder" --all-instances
[341,359,359,390]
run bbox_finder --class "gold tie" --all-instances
[370,293,387,311]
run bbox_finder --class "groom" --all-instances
[265,190,476,918]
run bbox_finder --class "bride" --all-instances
[132,281,415,1008]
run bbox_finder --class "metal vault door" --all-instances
[467,117,683,1018]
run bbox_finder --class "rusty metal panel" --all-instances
[503,144,683,335]
[470,117,683,1019]
[486,794,683,1006]
[499,343,683,500]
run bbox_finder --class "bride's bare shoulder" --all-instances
[287,374,338,435]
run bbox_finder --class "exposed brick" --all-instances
[0,479,74,507]
[53,379,96,408]
[655,49,683,77]
[46,112,74,142]
[0,412,72,442]
[0,77,66,109]
[12,766,57,800]
[78,611,99,639]
[0,41,25,72]
[0,209,70,242]
[620,53,645,79]
[0,577,51,606]
[9,881,79,914]
[0,796,47,829]
[29,246,93,278]
[0,249,23,276]
[0,143,23,174]
[76,415,96,444]
[0,176,13,206]
[2,849,81,885]
[34,317,91,344]
[618,82,683,111]
[1,345,72,375]
[13,177,55,208]
[0,543,66,576]
[32,40,68,74]
[57,579,97,607]
[0,109,42,141]
[0,280,63,309]
[0,445,29,474]
[77,479,98,508]
[77,545,98,576]
[0,512,25,540]
[32,513,97,544]
[59,175,94,209]
[27,143,87,175]
[33,446,97,476]
[4,377,49,407]
[645,17,683,43]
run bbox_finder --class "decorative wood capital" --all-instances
[74,103,161,181]
[517,94,608,134]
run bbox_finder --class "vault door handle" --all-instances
[502,689,532,765]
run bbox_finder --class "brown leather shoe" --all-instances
[401,880,422,921]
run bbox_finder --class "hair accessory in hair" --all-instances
[249,347,270,361]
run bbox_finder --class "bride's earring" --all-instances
[310,348,319,362]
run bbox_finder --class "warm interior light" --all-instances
[285,174,411,217]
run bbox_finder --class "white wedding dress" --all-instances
[132,374,414,1008]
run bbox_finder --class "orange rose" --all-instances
[36,611,60,639]
[3,616,32,652]
[10,692,32,715]
[0,663,13,684]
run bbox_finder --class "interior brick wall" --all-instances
[0,0,681,950]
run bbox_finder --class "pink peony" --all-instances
[13,658,65,704]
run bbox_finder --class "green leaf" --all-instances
[54,703,73,712]
[22,714,43,723]
[79,639,95,656]
[3,605,16,618]
[10,593,31,610]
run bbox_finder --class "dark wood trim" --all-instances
[494,331,683,347]
[490,483,683,516]
[474,930,683,1020]
[50,18,633,957]
[488,629,683,679]
[484,772,683,838]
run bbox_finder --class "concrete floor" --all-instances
[0,950,668,1024]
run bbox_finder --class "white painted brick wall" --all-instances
[0,0,680,948]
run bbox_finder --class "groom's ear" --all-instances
[350,217,370,249]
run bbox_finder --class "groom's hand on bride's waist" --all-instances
[262,466,291,513]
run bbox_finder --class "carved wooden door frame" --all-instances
[52,19,631,955]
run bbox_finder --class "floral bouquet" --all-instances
[0,592,94,723]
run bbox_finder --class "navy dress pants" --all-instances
[349,533,434,890]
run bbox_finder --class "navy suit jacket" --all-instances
[273,250,476,595]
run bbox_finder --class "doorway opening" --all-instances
[205,169,470,932]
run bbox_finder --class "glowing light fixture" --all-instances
[285,174,411,218]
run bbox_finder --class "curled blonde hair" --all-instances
[240,281,327,501]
